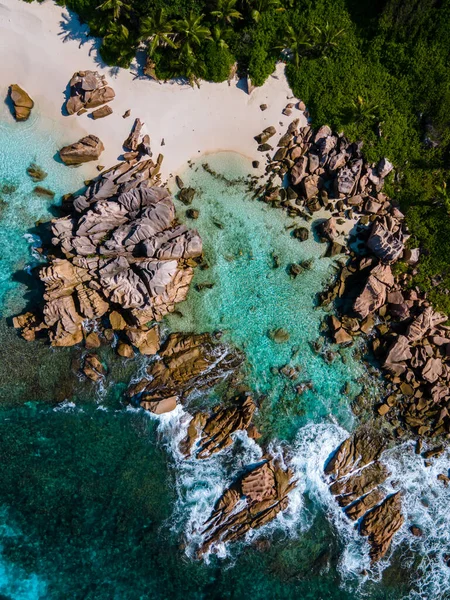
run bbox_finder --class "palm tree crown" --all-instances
[140,9,177,56]
[211,0,242,25]
[174,13,212,56]
[96,0,130,22]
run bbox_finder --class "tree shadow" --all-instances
[236,77,249,94]
[57,10,107,70]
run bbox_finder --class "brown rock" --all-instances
[59,135,104,165]
[91,105,113,119]
[360,492,404,562]
[128,333,243,404]
[82,354,106,381]
[117,341,134,358]
[181,394,256,458]
[85,331,101,349]
[9,84,34,121]
[126,325,160,355]
[140,395,177,414]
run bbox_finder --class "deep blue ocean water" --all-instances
[1,110,449,599]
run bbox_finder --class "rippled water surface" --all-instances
[0,117,447,599]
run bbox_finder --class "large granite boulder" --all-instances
[9,84,34,121]
[367,221,405,264]
[59,135,105,165]
[65,70,115,115]
[198,458,296,555]
[353,264,394,319]
[14,163,202,354]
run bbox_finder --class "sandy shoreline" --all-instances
[0,0,307,181]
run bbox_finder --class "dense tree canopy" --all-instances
[25,0,450,311]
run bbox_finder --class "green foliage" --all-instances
[202,40,235,82]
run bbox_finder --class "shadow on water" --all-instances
[3,88,16,120]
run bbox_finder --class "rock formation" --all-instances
[180,393,257,458]
[9,84,34,121]
[325,428,404,562]
[65,70,115,116]
[128,333,244,412]
[14,159,203,356]
[198,458,296,555]
[360,492,404,563]
[59,135,105,165]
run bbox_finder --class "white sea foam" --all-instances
[53,399,78,412]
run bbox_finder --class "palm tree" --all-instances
[174,13,212,56]
[312,22,346,57]
[103,22,130,46]
[277,25,313,70]
[140,9,177,56]
[211,0,242,25]
[244,0,285,23]
[211,24,231,49]
[347,96,380,125]
[96,0,130,22]
[435,181,450,215]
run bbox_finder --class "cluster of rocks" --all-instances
[13,160,202,357]
[325,427,404,563]
[128,332,244,414]
[8,84,34,121]
[198,458,296,556]
[255,119,450,443]
[251,120,396,255]
[65,70,115,117]
[319,202,450,440]
[122,118,152,160]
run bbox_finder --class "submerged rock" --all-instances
[9,84,34,121]
[268,328,290,343]
[26,163,47,182]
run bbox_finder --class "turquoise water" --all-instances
[0,115,445,599]
[167,153,377,440]
[0,104,86,317]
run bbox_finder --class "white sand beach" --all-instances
[0,0,307,179]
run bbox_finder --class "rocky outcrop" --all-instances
[124,118,144,151]
[65,70,115,116]
[128,333,244,411]
[59,135,105,165]
[325,428,403,562]
[353,264,395,319]
[9,84,34,121]
[198,458,296,555]
[360,492,404,563]
[14,160,202,355]
[367,218,408,264]
[180,393,257,458]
